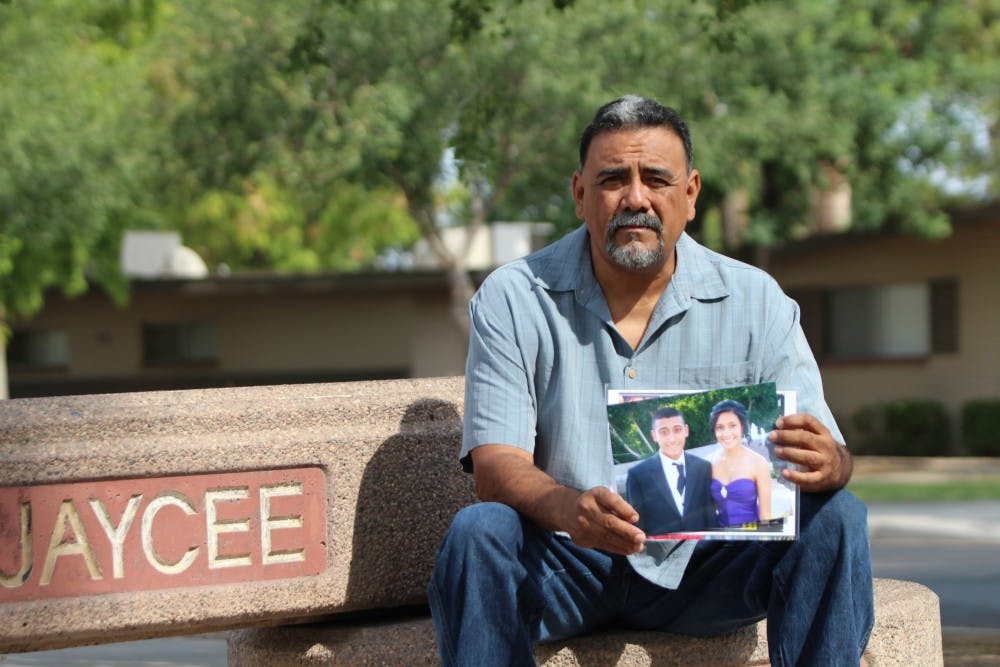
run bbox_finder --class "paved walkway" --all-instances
[867,500,1000,543]
[857,456,1000,663]
[855,455,1000,544]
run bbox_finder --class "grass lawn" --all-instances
[848,477,1000,502]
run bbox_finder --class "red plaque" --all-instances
[0,468,327,602]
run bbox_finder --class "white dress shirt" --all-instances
[658,451,687,514]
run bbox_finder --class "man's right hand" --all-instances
[471,444,645,555]
[557,485,646,555]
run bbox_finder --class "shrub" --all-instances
[851,399,950,456]
[961,399,1000,456]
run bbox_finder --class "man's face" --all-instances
[651,415,688,461]
[572,127,700,274]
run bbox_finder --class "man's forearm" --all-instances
[471,444,580,533]
[470,444,645,554]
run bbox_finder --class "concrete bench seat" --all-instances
[229,580,941,666]
[0,379,942,665]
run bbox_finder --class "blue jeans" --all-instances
[428,489,873,666]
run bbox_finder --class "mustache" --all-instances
[606,211,663,237]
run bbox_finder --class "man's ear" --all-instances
[686,169,701,221]
[572,171,585,220]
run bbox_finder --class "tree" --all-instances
[328,0,997,291]
[3,0,995,398]
[0,0,158,397]
[137,1,428,274]
[685,0,998,258]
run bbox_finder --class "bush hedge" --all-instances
[961,399,1000,456]
[851,399,950,456]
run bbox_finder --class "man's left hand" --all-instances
[771,413,852,492]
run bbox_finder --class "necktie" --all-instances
[675,462,685,495]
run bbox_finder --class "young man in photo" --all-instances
[626,407,716,535]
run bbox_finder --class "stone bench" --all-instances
[0,378,942,665]
[228,579,941,666]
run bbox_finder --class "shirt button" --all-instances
[627,368,637,379]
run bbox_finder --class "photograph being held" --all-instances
[709,399,772,526]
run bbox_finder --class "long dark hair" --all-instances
[709,399,750,441]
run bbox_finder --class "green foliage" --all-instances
[849,477,1000,502]
[960,399,1000,457]
[684,0,998,247]
[608,383,781,463]
[0,0,153,319]
[312,185,421,271]
[852,399,951,456]
[1,0,996,324]
[141,0,433,271]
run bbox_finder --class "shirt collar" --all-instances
[527,224,592,292]
[671,231,729,302]
[658,450,686,469]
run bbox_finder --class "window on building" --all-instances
[789,278,958,361]
[7,328,70,370]
[929,279,959,353]
[142,321,218,365]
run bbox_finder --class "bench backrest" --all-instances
[0,378,476,653]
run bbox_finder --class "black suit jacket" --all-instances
[626,453,716,535]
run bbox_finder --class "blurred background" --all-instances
[1,0,998,663]
[3,0,998,453]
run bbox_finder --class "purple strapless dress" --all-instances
[710,478,759,527]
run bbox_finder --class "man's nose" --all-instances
[621,178,651,212]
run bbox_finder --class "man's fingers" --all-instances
[576,518,644,554]
[603,515,646,551]
[775,413,827,434]
[592,502,645,545]
[775,442,826,469]
[782,466,823,488]
[770,413,849,492]
[569,488,644,553]
[770,426,824,452]
[591,486,639,522]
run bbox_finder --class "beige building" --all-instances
[7,272,469,398]
[9,205,998,449]
[771,202,999,447]
[8,222,554,399]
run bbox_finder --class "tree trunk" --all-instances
[812,162,852,234]
[721,188,750,250]
[409,205,478,342]
[445,262,474,338]
[442,183,490,339]
[0,306,8,400]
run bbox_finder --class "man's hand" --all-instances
[771,413,852,492]
[471,444,645,555]
[555,486,645,555]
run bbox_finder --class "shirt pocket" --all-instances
[677,361,757,389]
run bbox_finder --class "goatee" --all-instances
[605,211,664,270]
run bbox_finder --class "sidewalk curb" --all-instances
[868,514,1000,544]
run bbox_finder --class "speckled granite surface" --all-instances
[229,579,941,666]
[0,378,475,652]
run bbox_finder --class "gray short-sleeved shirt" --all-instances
[461,224,842,492]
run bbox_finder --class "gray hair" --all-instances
[578,95,693,172]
